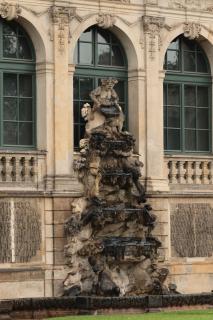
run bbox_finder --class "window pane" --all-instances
[184,85,196,106]
[18,37,32,59]
[80,78,93,100]
[184,51,196,72]
[19,98,33,121]
[168,84,180,105]
[80,125,85,140]
[185,107,196,128]
[114,81,124,102]
[197,87,208,108]
[79,43,93,64]
[197,52,208,73]
[4,74,17,96]
[98,44,110,65]
[168,38,179,50]
[97,30,110,44]
[74,77,79,100]
[3,23,16,36]
[74,124,80,149]
[168,106,180,128]
[80,29,92,42]
[167,129,180,150]
[197,109,208,129]
[19,75,32,97]
[74,102,80,123]
[197,130,209,151]
[3,98,18,120]
[164,128,167,149]
[3,35,17,58]
[19,122,33,145]
[112,46,124,66]
[182,38,196,51]
[185,129,196,151]
[164,107,167,127]
[166,50,179,70]
[3,122,18,145]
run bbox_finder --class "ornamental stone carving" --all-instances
[97,13,116,29]
[0,1,21,20]
[183,22,201,39]
[49,6,76,52]
[169,0,201,9]
[142,16,165,59]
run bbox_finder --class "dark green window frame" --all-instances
[0,18,36,149]
[164,35,212,153]
[74,26,128,150]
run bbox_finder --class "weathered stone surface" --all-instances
[64,80,169,297]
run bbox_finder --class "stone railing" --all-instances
[0,151,46,190]
[165,155,213,185]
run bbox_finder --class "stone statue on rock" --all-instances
[64,78,173,297]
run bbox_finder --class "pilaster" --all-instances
[143,16,169,192]
[49,6,75,192]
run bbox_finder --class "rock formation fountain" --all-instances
[64,79,170,297]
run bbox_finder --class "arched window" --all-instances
[164,35,211,153]
[73,26,128,149]
[0,19,35,148]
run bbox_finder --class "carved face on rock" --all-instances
[101,79,118,91]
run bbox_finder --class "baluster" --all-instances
[10,157,16,182]
[194,161,201,184]
[208,161,213,184]
[5,156,12,182]
[168,160,177,184]
[185,161,193,184]
[177,160,185,184]
[201,161,208,184]
[0,157,5,181]
[30,157,37,183]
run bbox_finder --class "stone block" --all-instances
[46,238,53,251]
[45,210,53,225]
[53,238,65,251]
[45,280,53,297]
[45,225,53,238]
[45,198,53,211]
[54,210,71,224]
[53,224,64,238]
[54,252,65,265]
[53,279,64,297]
[46,252,53,265]
[0,281,44,299]
[53,198,73,211]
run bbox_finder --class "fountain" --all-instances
[63,78,171,297]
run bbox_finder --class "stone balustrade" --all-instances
[0,151,46,190]
[165,155,213,185]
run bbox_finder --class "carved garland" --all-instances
[142,16,165,59]
[0,1,21,20]
[49,6,76,53]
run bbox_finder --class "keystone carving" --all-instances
[142,16,165,59]
[49,6,76,52]
[97,13,116,29]
[0,1,21,20]
[183,22,201,39]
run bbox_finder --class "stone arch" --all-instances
[69,14,139,71]
[160,23,213,74]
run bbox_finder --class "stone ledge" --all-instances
[0,293,212,319]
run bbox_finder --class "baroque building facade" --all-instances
[0,0,213,298]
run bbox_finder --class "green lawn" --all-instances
[47,309,213,320]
